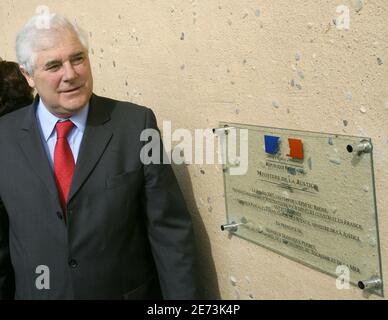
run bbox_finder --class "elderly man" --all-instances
[0,13,198,299]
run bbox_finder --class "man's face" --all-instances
[23,29,93,118]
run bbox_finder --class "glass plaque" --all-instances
[220,122,383,296]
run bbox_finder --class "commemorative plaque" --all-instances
[219,122,383,296]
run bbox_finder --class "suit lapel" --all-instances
[67,94,113,203]
[18,98,59,198]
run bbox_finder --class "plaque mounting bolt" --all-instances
[358,277,382,291]
[221,222,240,232]
[346,140,372,154]
[212,126,234,136]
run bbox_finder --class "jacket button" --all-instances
[56,211,63,220]
[69,259,78,268]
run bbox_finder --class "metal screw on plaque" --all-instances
[212,125,233,136]
[346,140,372,154]
[220,221,239,232]
[358,277,382,291]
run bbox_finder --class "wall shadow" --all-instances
[173,163,221,300]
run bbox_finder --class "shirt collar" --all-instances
[36,98,89,141]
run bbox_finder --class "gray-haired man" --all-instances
[0,13,198,299]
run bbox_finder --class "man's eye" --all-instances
[47,65,61,71]
[71,57,84,65]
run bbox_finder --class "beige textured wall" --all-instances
[1,0,387,299]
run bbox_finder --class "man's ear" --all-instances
[19,66,35,88]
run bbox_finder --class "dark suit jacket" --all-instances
[0,94,198,299]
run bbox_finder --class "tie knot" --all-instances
[56,120,74,139]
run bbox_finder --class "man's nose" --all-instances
[62,61,77,81]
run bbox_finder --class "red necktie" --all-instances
[54,120,75,218]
